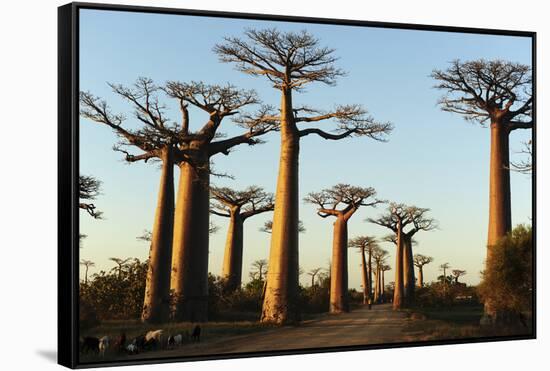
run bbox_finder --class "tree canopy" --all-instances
[432,59,532,128]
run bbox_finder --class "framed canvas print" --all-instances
[58,2,536,368]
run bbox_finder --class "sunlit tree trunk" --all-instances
[171,157,210,322]
[418,266,424,287]
[381,268,385,301]
[222,212,244,292]
[488,124,512,246]
[373,265,380,303]
[367,249,373,304]
[142,148,175,323]
[402,235,415,303]
[330,216,349,313]
[360,247,369,305]
[261,88,300,324]
[484,121,512,320]
[393,228,404,310]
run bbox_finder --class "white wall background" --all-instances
[0,0,547,369]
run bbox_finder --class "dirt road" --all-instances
[138,304,428,359]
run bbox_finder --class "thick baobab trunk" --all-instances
[402,235,415,302]
[487,122,512,248]
[222,213,244,292]
[142,149,175,323]
[261,88,300,324]
[170,158,210,322]
[330,216,350,313]
[360,247,369,305]
[393,229,405,310]
[418,266,424,287]
[84,267,89,285]
[484,122,512,322]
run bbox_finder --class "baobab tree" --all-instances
[402,207,437,300]
[413,254,433,287]
[305,184,382,313]
[368,203,412,310]
[307,268,324,288]
[210,186,275,291]
[377,207,436,301]
[109,257,131,279]
[250,259,268,281]
[439,262,451,295]
[79,175,103,219]
[432,60,532,320]
[81,79,186,323]
[380,264,391,302]
[452,269,467,284]
[372,246,389,303]
[163,81,278,322]
[439,263,451,279]
[349,236,379,305]
[216,29,392,324]
[80,259,95,285]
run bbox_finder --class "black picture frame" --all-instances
[58,2,536,368]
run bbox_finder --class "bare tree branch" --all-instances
[432,59,532,126]
[210,186,275,220]
[214,28,345,90]
[413,254,433,268]
[305,184,383,221]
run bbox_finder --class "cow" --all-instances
[191,325,201,342]
[80,337,100,354]
[99,336,110,357]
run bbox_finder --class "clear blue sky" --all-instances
[79,9,532,288]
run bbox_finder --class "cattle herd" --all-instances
[80,325,202,358]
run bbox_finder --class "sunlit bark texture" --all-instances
[164,82,278,322]
[306,184,382,313]
[432,60,532,321]
[413,254,433,287]
[216,29,392,323]
[210,186,274,292]
[349,236,379,306]
[80,79,185,323]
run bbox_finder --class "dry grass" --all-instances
[82,319,274,340]
[79,319,276,363]
[403,305,532,341]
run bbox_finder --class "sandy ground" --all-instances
[121,304,428,361]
